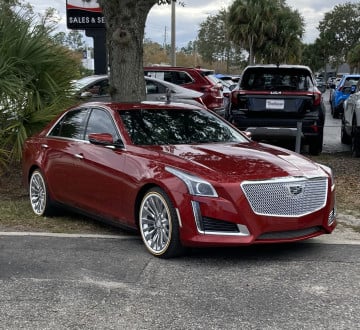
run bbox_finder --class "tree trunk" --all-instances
[248,35,255,65]
[99,0,158,102]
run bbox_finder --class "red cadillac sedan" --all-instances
[22,101,336,258]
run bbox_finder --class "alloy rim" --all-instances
[140,193,171,254]
[30,172,46,215]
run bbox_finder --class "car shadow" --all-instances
[181,242,324,262]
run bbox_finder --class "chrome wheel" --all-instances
[139,188,183,258]
[29,170,48,216]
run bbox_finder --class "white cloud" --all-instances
[29,0,357,47]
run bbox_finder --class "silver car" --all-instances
[72,75,206,107]
[342,80,360,157]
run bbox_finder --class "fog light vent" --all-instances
[328,208,336,226]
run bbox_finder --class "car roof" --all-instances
[144,65,214,73]
[342,74,360,78]
[77,101,205,111]
[243,64,312,71]
[73,75,203,97]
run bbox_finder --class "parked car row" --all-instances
[70,66,360,160]
[316,78,326,93]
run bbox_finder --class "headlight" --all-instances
[165,167,218,197]
[318,163,335,190]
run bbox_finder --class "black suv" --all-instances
[226,64,325,155]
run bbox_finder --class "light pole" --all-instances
[170,0,176,66]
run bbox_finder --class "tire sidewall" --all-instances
[139,187,183,258]
[29,170,51,216]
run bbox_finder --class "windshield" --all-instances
[119,108,247,145]
[241,68,314,91]
[72,76,106,91]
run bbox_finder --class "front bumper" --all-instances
[173,177,337,248]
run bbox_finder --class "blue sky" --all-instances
[30,0,358,47]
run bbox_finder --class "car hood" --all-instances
[147,142,324,182]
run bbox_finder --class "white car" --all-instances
[72,75,206,108]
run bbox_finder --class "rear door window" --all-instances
[145,71,193,85]
[49,109,89,140]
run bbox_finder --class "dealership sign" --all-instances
[66,0,105,29]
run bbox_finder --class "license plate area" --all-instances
[266,99,284,109]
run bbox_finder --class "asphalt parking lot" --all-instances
[0,233,359,329]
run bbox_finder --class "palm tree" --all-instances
[228,0,279,65]
[259,5,304,63]
[0,9,80,168]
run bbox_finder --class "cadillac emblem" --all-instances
[287,184,304,197]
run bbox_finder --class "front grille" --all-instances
[256,226,321,240]
[241,177,328,217]
[201,217,239,233]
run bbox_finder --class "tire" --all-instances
[341,119,351,144]
[330,102,334,116]
[351,121,360,157]
[332,107,338,118]
[139,187,184,258]
[332,103,341,119]
[29,170,54,216]
[308,134,323,156]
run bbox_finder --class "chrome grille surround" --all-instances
[241,176,328,217]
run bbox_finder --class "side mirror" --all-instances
[89,133,124,148]
[89,133,114,145]
[80,91,93,99]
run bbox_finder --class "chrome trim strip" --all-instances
[175,208,182,228]
[241,175,328,184]
[203,224,250,237]
[190,201,250,237]
[191,201,204,234]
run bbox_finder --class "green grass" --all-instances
[0,197,128,235]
